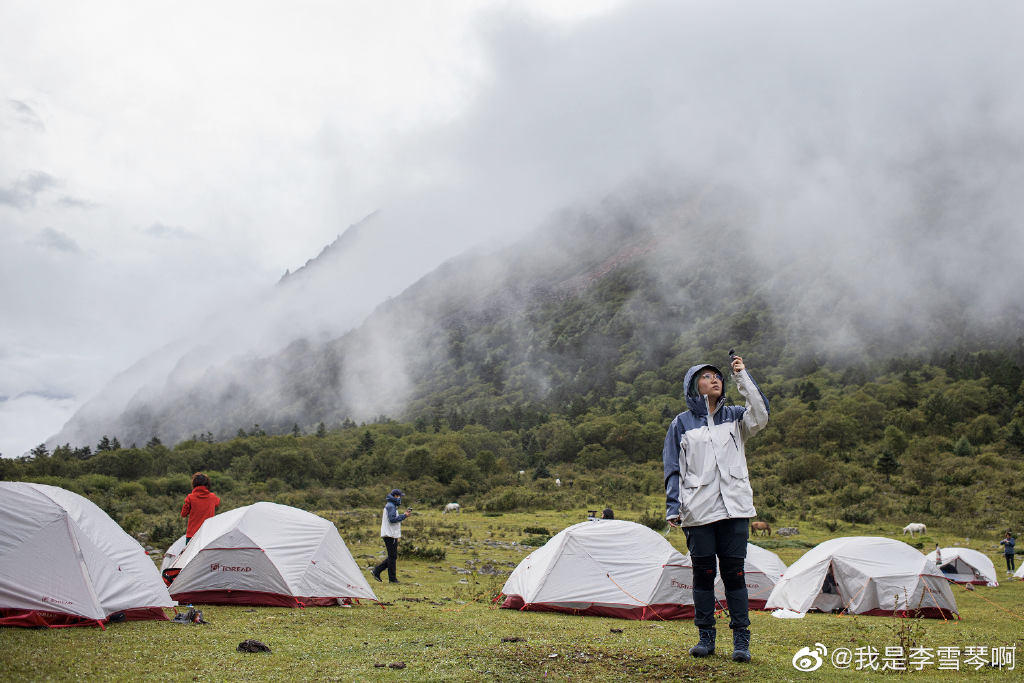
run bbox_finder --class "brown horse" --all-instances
[751,521,771,536]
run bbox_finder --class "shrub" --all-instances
[635,509,667,532]
[403,544,447,561]
[520,535,551,547]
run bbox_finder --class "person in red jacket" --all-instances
[181,472,220,543]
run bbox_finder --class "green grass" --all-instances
[2,504,1022,682]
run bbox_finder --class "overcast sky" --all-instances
[3,0,1023,457]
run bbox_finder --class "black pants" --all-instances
[374,537,399,582]
[683,517,750,630]
[1007,554,1016,572]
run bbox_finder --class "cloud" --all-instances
[8,98,44,130]
[141,222,198,240]
[56,195,100,209]
[32,227,82,253]
[0,393,78,458]
[4,0,1024,456]
[0,171,61,208]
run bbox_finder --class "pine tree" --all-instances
[875,449,900,476]
[315,422,327,438]
[355,430,375,457]
[1007,423,1024,452]
[953,435,974,458]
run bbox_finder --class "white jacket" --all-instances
[663,365,770,527]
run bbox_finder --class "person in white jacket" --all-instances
[662,354,769,663]
[371,489,413,583]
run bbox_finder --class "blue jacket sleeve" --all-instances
[386,502,408,524]
[663,416,683,521]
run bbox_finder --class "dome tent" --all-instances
[711,543,787,610]
[765,536,958,618]
[164,502,377,607]
[500,519,694,620]
[0,481,174,628]
[160,535,187,572]
[925,547,999,587]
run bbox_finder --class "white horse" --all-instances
[442,503,461,514]
[903,523,927,537]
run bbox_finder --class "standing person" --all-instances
[180,472,220,543]
[371,488,412,584]
[1001,532,1016,574]
[663,354,769,663]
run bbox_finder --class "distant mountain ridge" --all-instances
[48,179,1024,450]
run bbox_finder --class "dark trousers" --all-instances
[1007,554,1016,571]
[374,536,399,582]
[683,517,750,630]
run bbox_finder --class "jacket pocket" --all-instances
[683,470,718,488]
[728,465,749,480]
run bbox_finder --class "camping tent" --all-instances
[712,543,787,610]
[765,537,958,618]
[500,519,694,620]
[1014,563,1023,580]
[164,502,377,607]
[925,547,998,586]
[0,481,174,628]
[160,535,187,572]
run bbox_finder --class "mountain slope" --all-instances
[49,177,1024,450]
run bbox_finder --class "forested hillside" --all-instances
[5,306,1024,546]
[8,182,1023,545]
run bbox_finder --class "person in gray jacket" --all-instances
[663,354,769,663]
[371,489,413,583]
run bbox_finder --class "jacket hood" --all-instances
[684,363,725,416]
[190,486,215,497]
[386,494,403,506]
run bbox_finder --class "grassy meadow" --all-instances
[2,501,1022,682]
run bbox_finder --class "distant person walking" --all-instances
[663,354,769,663]
[180,473,220,543]
[372,489,412,584]
[1001,532,1016,573]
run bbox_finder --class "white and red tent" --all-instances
[164,502,377,607]
[160,535,187,572]
[712,543,787,610]
[0,481,174,628]
[926,547,998,587]
[500,520,694,620]
[765,536,958,618]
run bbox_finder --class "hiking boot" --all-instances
[732,628,751,663]
[370,568,381,582]
[689,627,716,657]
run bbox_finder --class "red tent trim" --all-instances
[0,606,169,629]
[169,590,347,608]
[499,595,694,620]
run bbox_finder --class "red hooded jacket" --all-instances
[181,486,220,537]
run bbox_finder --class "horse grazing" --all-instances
[751,521,771,536]
[442,503,461,514]
[903,522,927,537]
